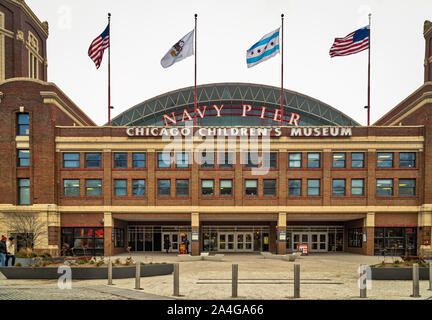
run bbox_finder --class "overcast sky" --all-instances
[26,0,432,126]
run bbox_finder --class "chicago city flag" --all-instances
[329,26,370,57]
[246,28,280,68]
[161,30,194,68]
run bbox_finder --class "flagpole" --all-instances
[194,13,197,126]
[367,13,371,126]
[280,13,284,127]
[108,13,111,126]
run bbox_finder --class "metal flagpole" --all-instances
[280,13,284,127]
[108,13,111,126]
[367,13,371,126]
[194,14,197,126]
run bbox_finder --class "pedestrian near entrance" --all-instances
[6,237,15,267]
[164,236,171,254]
[185,237,190,254]
[0,236,7,267]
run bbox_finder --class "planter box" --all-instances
[15,257,65,267]
[0,263,173,280]
[371,267,430,280]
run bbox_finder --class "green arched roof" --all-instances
[110,82,359,127]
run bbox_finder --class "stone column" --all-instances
[364,212,375,256]
[269,221,277,253]
[276,212,287,255]
[104,212,113,257]
[191,212,200,256]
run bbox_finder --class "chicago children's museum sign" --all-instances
[126,126,353,137]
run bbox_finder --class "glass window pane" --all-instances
[333,153,346,168]
[64,179,80,196]
[176,179,189,196]
[85,153,102,168]
[351,179,364,196]
[399,152,415,168]
[114,153,127,168]
[245,180,258,188]
[220,180,232,188]
[288,179,301,196]
[377,153,393,168]
[158,153,171,168]
[175,153,189,168]
[114,180,127,196]
[376,179,393,196]
[398,179,415,196]
[351,152,364,168]
[332,179,346,196]
[263,179,276,196]
[158,179,171,196]
[132,179,145,196]
[307,153,320,168]
[85,179,102,196]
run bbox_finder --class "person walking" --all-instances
[184,237,190,254]
[163,236,171,254]
[0,236,7,267]
[6,237,15,267]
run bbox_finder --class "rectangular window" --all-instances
[175,153,189,168]
[201,152,214,168]
[332,153,346,168]
[176,179,189,196]
[307,153,320,168]
[288,179,302,196]
[85,179,102,196]
[132,179,145,196]
[157,152,171,168]
[63,153,80,168]
[245,179,258,196]
[132,153,146,168]
[262,152,277,168]
[17,150,30,167]
[351,152,365,168]
[157,179,171,196]
[114,153,127,168]
[288,153,302,168]
[376,179,393,196]
[398,178,416,196]
[245,152,259,168]
[17,113,29,136]
[63,179,80,197]
[307,179,320,196]
[114,179,127,196]
[351,179,365,196]
[399,152,416,168]
[263,179,277,196]
[85,153,102,168]
[201,179,215,196]
[332,179,346,196]
[18,178,30,205]
[220,179,233,197]
[218,152,234,168]
[114,228,124,248]
[348,228,362,248]
[377,152,394,168]
[29,52,37,79]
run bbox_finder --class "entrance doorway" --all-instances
[218,232,254,252]
[162,232,191,253]
[292,232,329,252]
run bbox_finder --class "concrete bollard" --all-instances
[232,264,238,298]
[429,263,432,291]
[360,264,367,298]
[107,259,113,285]
[294,264,300,299]
[173,263,180,296]
[135,261,143,290]
[410,263,420,298]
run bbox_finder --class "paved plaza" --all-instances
[0,253,431,300]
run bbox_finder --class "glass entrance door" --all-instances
[292,233,309,252]
[311,233,327,252]
[162,233,179,253]
[219,233,235,251]
[237,233,254,251]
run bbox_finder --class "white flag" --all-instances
[161,30,194,68]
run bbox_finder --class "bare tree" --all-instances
[2,213,47,249]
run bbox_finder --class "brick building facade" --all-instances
[0,1,431,257]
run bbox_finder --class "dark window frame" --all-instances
[245,179,258,196]
[201,179,215,196]
[351,178,365,196]
[332,179,346,196]
[17,113,29,136]
[157,179,171,196]
[63,153,80,168]
[288,179,302,196]
[132,153,146,168]
[85,179,102,196]
[307,153,320,168]
[132,179,146,196]
[175,179,190,196]
[18,178,30,205]
[398,178,416,196]
[376,178,394,196]
[288,153,302,168]
[348,228,362,248]
[113,153,128,168]
[332,153,346,168]
[219,179,233,197]
[399,152,416,168]
[157,152,171,168]
[113,179,127,196]
[85,153,102,168]
[351,152,365,168]
[17,149,30,167]
[307,179,320,196]
[377,152,394,168]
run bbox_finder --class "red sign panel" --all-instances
[298,244,309,255]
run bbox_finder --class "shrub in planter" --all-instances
[77,259,85,265]
[14,262,22,267]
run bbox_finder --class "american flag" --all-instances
[88,25,110,69]
[329,26,369,58]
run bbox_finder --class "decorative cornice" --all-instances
[424,20,432,38]
[8,0,48,38]
[40,91,86,127]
